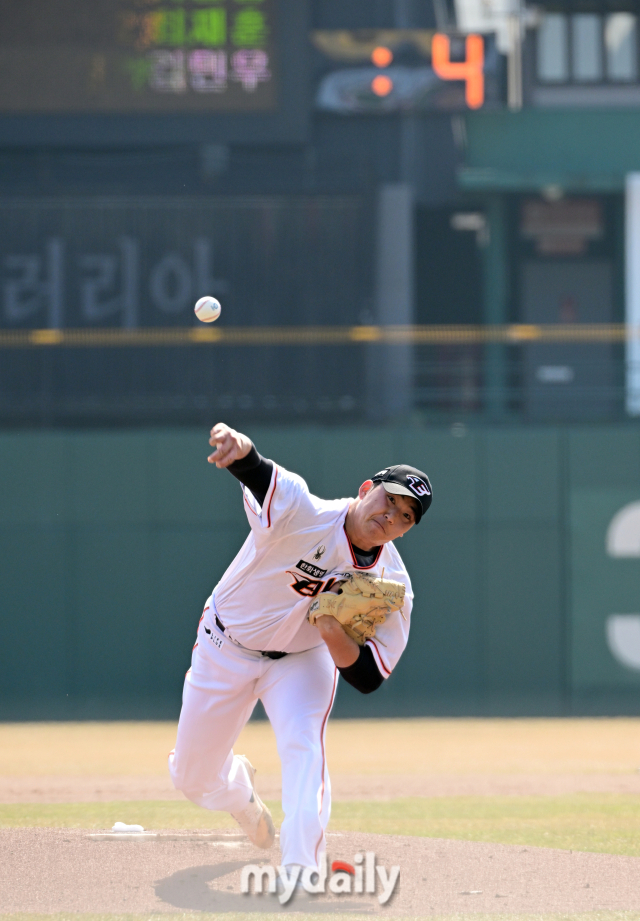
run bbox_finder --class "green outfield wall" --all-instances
[2,424,640,719]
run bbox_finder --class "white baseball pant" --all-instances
[169,602,338,869]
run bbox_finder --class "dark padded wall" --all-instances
[1,424,639,719]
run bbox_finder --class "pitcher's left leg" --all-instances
[258,644,338,869]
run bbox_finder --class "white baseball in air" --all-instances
[194,296,221,323]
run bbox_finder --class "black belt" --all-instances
[215,613,288,660]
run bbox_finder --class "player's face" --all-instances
[349,481,417,548]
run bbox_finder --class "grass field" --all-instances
[2,718,640,856]
[2,793,640,856]
[3,720,640,920]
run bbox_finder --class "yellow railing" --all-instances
[0,324,637,348]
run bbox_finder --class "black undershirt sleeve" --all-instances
[227,445,274,507]
[338,644,385,694]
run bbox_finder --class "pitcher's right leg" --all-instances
[169,610,261,815]
[259,643,338,869]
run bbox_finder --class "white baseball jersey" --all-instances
[211,462,413,677]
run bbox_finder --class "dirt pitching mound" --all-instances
[2,827,640,916]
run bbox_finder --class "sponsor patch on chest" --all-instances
[296,559,327,579]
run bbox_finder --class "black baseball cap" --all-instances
[371,465,432,524]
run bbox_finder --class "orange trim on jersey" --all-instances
[314,667,338,864]
[265,465,278,528]
[343,524,383,570]
[241,465,278,526]
[243,490,259,517]
[367,639,391,677]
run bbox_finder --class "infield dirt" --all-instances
[3,827,640,916]
[2,719,640,918]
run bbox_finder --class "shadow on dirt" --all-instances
[155,862,374,913]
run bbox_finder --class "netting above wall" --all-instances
[0,196,372,330]
[0,195,374,425]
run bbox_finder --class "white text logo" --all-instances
[240,852,400,905]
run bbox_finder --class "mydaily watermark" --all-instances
[241,852,400,905]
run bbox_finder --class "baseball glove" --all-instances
[308,571,406,645]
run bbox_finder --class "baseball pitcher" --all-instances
[169,423,432,873]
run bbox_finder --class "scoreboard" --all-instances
[0,0,277,114]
